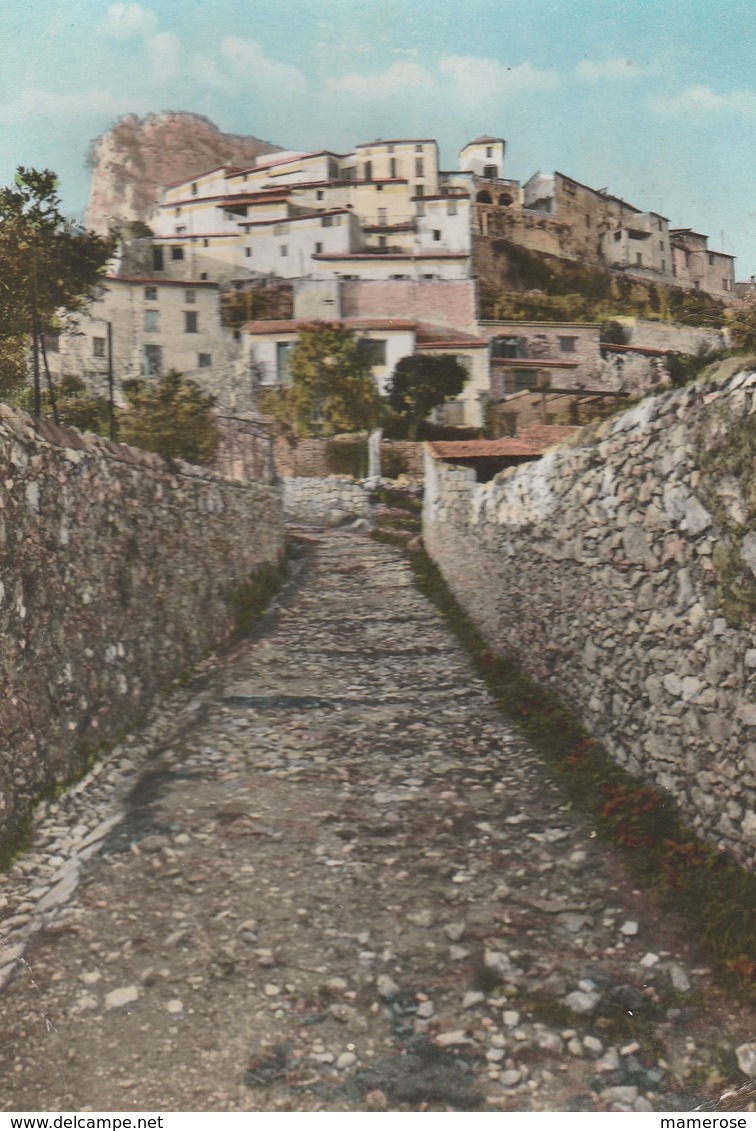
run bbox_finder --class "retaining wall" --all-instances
[424,365,756,869]
[0,405,284,848]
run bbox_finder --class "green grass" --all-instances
[405,545,756,999]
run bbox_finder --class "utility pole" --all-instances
[107,320,115,440]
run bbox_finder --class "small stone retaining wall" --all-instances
[424,365,756,869]
[0,405,284,849]
[282,476,374,523]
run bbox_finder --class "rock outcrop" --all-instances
[85,112,282,234]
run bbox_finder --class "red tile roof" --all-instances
[490,357,579,369]
[415,324,488,349]
[244,317,418,335]
[427,426,577,462]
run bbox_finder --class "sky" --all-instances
[2,0,756,274]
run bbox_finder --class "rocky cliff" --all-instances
[85,112,282,234]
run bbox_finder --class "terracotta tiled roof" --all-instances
[427,439,547,459]
[105,274,219,288]
[415,324,488,349]
[428,426,578,462]
[244,318,418,334]
[601,342,676,357]
[490,357,579,369]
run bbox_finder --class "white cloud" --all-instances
[325,60,436,102]
[219,37,307,96]
[103,3,157,40]
[576,57,640,82]
[147,32,181,82]
[439,56,558,104]
[650,84,756,116]
[0,87,150,123]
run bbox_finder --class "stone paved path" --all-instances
[1,530,754,1112]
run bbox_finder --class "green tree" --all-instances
[119,370,218,464]
[17,375,111,433]
[0,167,114,407]
[387,353,469,439]
[260,323,382,437]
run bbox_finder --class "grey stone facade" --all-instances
[0,406,283,849]
[424,366,756,869]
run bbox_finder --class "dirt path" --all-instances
[1,530,754,1112]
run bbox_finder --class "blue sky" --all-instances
[2,0,756,275]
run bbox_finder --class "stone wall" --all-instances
[282,476,374,523]
[0,406,284,849]
[273,435,425,480]
[424,365,756,869]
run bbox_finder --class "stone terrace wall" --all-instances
[0,406,284,848]
[282,476,373,523]
[424,367,756,869]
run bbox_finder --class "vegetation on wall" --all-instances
[696,402,756,628]
[478,238,728,328]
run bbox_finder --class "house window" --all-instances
[614,230,622,242]
[245,247,252,257]
[636,252,643,266]
[144,309,159,332]
[659,240,665,250]
[191,182,198,196]
[175,207,182,217]
[198,353,211,368]
[359,339,387,366]
[391,273,409,279]
[171,246,184,261]
[274,222,289,235]
[484,165,498,178]
[708,253,714,265]
[389,158,397,178]
[415,184,424,197]
[315,242,323,253]
[447,199,457,216]
[143,344,162,376]
[415,143,423,152]
[378,235,387,249]
[152,247,164,271]
[513,368,539,390]
[433,229,441,241]
[486,146,493,158]
[203,239,209,247]
[43,332,60,353]
[558,336,577,353]
[185,289,196,303]
[144,286,158,300]
[415,158,424,177]
[416,202,425,216]
[378,208,387,226]
[185,311,198,333]
[492,336,526,359]
[316,190,324,200]
[443,400,466,426]
[586,214,591,227]
[93,337,106,358]
[423,273,435,280]
[200,272,208,280]
[276,341,293,385]
[364,160,372,181]
[280,244,288,257]
[661,259,666,272]
[321,215,334,227]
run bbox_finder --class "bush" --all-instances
[325,436,368,477]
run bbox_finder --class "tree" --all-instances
[0,167,114,408]
[16,375,111,434]
[259,322,382,437]
[387,353,469,438]
[118,370,218,464]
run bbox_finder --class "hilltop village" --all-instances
[51,127,734,443]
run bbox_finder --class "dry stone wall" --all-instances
[424,365,756,869]
[0,406,283,849]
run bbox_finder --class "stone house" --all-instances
[46,274,248,414]
[243,316,490,428]
[477,319,603,398]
